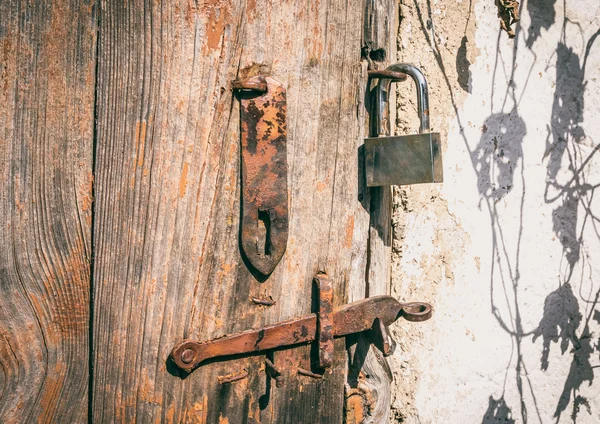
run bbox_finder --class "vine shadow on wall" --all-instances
[411,0,600,422]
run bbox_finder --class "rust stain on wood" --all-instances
[345,376,378,424]
[202,0,231,52]
[246,0,258,22]
[138,368,162,406]
[185,0,197,28]
[38,362,66,414]
[179,162,189,198]
[191,396,208,423]
[345,215,355,248]
[345,390,366,424]
[165,403,176,423]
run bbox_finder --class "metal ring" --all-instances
[401,302,433,322]
[232,79,268,93]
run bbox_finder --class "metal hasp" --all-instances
[365,63,443,187]
[233,76,289,276]
[170,273,432,374]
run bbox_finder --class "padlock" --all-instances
[364,63,443,187]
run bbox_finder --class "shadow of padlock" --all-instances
[365,63,443,187]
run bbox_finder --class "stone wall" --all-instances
[390,1,600,422]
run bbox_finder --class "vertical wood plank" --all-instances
[93,1,381,423]
[346,1,398,423]
[0,1,96,422]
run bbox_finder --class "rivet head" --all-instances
[181,348,195,364]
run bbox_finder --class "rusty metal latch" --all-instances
[365,63,443,186]
[315,273,334,369]
[233,76,289,276]
[170,273,432,374]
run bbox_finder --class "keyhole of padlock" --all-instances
[257,209,272,256]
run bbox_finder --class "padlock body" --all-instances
[364,132,443,187]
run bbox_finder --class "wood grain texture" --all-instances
[92,1,396,423]
[0,1,96,422]
[346,1,398,423]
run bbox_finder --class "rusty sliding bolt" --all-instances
[170,282,431,373]
[234,76,289,276]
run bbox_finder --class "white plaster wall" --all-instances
[390,0,600,422]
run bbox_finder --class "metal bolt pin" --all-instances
[181,348,195,364]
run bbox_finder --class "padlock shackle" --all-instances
[373,63,430,136]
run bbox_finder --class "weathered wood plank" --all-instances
[0,1,96,422]
[93,1,395,423]
[346,1,398,423]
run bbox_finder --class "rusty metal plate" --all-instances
[236,76,289,276]
[364,132,443,187]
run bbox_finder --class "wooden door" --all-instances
[0,1,397,422]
